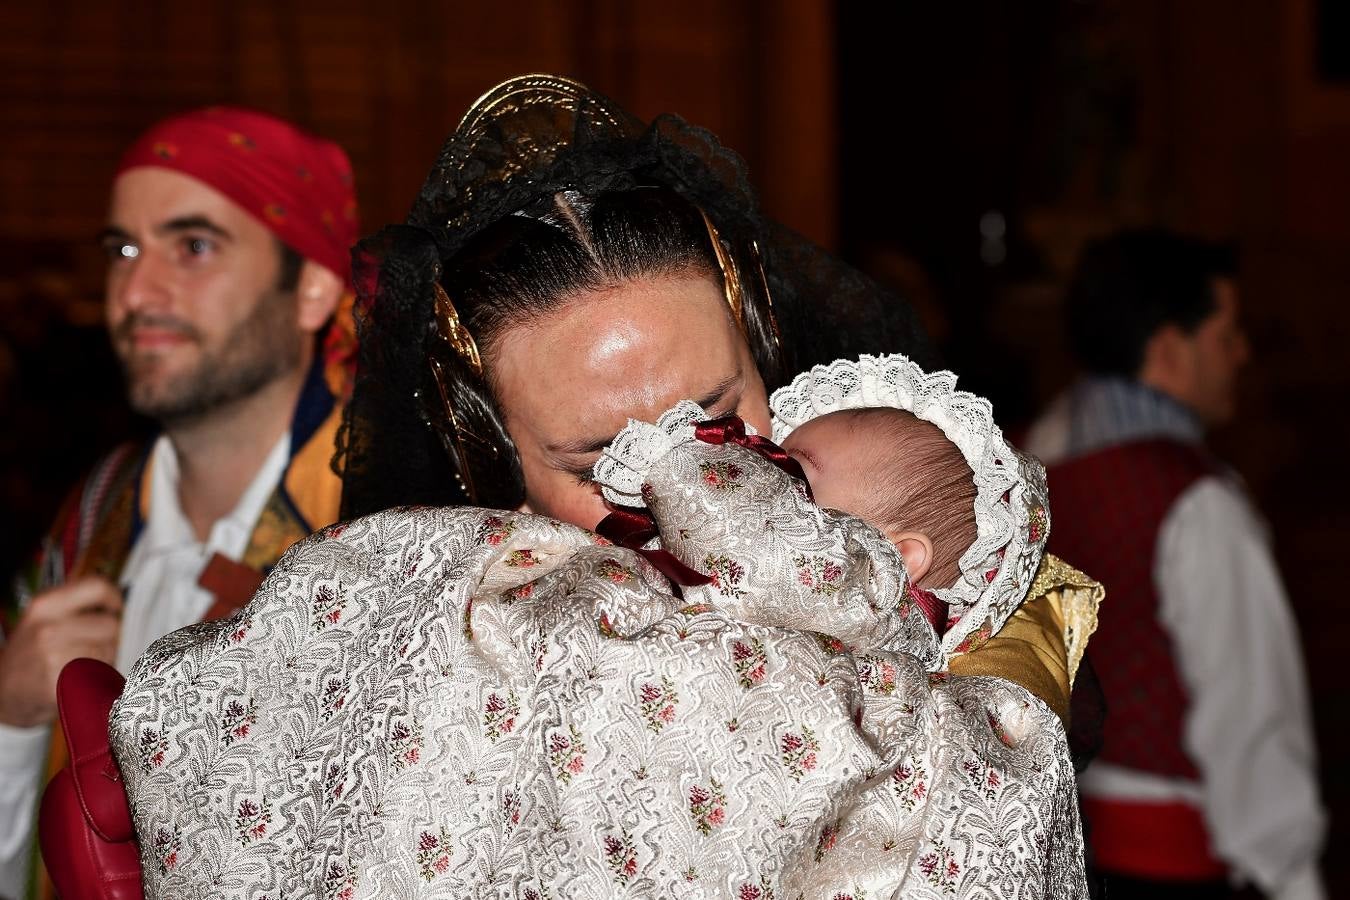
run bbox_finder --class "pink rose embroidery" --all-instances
[732,638,768,689]
[483,690,519,742]
[228,614,252,644]
[963,755,1005,800]
[152,826,181,875]
[603,830,638,884]
[857,655,898,695]
[1029,505,1048,543]
[311,582,344,631]
[321,677,347,721]
[780,725,820,781]
[388,717,424,771]
[891,760,929,811]
[416,827,453,881]
[918,840,960,891]
[702,554,747,599]
[815,633,848,655]
[220,698,257,748]
[549,725,587,784]
[954,624,993,655]
[324,762,345,801]
[698,459,744,491]
[595,558,634,584]
[324,861,358,900]
[793,554,846,595]
[504,549,539,568]
[476,515,516,546]
[639,676,679,732]
[815,820,839,861]
[139,727,168,772]
[234,798,272,845]
[737,880,774,900]
[688,778,727,835]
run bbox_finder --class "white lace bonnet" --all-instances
[769,354,1050,655]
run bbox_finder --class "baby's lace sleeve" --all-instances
[593,403,941,665]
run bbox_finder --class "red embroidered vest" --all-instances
[1047,438,1215,779]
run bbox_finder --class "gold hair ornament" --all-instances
[426,353,502,505]
[428,280,492,502]
[699,209,746,335]
[434,282,482,377]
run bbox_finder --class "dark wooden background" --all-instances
[2,0,1346,890]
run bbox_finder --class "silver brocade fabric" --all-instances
[110,439,1087,899]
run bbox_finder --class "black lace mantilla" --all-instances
[337,74,935,519]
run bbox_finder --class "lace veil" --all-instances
[337,74,935,518]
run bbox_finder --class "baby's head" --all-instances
[780,407,977,590]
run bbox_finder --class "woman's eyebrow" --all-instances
[546,370,743,457]
[549,434,615,457]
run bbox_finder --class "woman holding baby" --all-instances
[66,75,1103,898]
[342,73,1099,895]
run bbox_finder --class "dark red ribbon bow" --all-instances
[595,507,711,594]
[693,415,813,497]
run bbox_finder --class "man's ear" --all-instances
[883,527,934,586]
[1139,324,1190,392]
[294,260,344,334]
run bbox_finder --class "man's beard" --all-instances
[114,289,303,426]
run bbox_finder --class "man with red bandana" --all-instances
[0,108,359,898]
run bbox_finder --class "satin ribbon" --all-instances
[910,585,950,637]
[692,416,812,498]
[595,507,711,595]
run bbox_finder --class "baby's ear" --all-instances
[883,528,934,586]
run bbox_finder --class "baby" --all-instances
[780,407,978,600]
[596,353,1058,668]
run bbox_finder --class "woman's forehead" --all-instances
[492,274,751,445]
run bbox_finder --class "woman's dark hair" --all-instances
[1065,229,1237,377]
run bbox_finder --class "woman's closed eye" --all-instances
[557,395,740,488]
[565,462,599,486]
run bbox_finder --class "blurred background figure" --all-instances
[0,108,357,898]
[1024,230,1324,900]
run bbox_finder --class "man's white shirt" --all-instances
[0,432,288,898]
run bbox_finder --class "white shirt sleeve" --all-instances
[1155,476,1326,899]
[0,721,50,898]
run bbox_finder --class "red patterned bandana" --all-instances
[116,107,359,283]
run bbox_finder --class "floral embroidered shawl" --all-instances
[109,418,1087,899]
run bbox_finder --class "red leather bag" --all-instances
[37,658,144,900]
